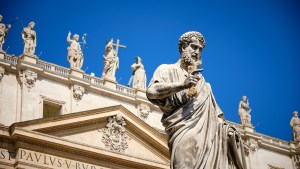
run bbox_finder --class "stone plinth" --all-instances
[19,54,38,64]
[103,78,117,90]
[136,89,146,98]
[69,68,84,79]
[0,50,5,60]
[243,125,255,133]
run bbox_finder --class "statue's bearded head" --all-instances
[178,31,206,67]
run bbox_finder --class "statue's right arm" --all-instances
[146,82,185,100]
[67,32,72,43]
[147,75,200,99]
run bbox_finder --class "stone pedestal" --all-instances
[136,89,146,98]
[103,78,117,90]
[69,68,84,79]
[0,50,5,60]
[19,54,38,64]
[243,125,255,133]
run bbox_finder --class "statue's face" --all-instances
[73,35,79,41]
[242,96,247,101]
[181,37,203,66]
[29,23,35,29]
[190,37,202,62]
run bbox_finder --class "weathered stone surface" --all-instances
[147,31,247,169]
[0,15,11,51]
[67,32,83,69]
[22,22,36,55]
[239,96,252,126]
[291,111,300,142]
[130,56,147,90]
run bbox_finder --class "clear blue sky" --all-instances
[1,0,299,141]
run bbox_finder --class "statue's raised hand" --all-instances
[183,74,201,89]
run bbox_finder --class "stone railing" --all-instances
[260,134,290,149]
[116,84,136,96]
[83,74,92,82]
[92,77,104,86]
[1,55,140,98]
[4,55,18,65]
[83,74,104,86]
[37,60,69,76]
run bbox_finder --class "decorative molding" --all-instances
[138,103,150,120]
[293,153,300,169]
[17,70,23,87]
[0,66,4,82]
[39,95,67,117]
[246,138,258,154]
[40,95,66,105]
[73,84,85,101]
[24,70,37,90]
[100,114,130,153]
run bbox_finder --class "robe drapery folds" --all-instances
[147,64,247,169]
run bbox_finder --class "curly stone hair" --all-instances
[178,31,206,53]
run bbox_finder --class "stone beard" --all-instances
[146,31,247,169]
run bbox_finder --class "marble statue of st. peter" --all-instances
[146,31,247,169]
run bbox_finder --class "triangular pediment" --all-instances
[9,105,170,169]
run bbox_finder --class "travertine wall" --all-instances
[0,71,18,125]
[0,53,164,130]
[254,148,293,169]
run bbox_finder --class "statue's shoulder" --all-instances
[155,63,180,72]
[22,27,29,33]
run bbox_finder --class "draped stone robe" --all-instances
[147,63,247,169]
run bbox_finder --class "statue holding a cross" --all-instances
[101,39,126,81]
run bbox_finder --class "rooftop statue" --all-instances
[238,96,252,126]
[67,31,83,69]
[102,39,119,81]
[146,31,247,169]
[22,22,36,55]
[0,15,11,51]
[129,56,147,90]
[290,111,300,142]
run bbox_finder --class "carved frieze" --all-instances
[100,114,129,153]
[73,84,85,101]
[245,138,258,154]
[138,103,150,120]
[0,66,4,81]
[17,70,37,91]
